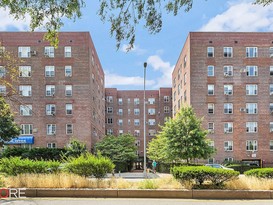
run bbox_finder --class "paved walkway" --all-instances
[106,172,171,180]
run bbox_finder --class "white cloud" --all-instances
[0,8,31,31]
[147,55,174,88]
[121,44,147,55]
[105,71,155,87]
[200,0,273,32]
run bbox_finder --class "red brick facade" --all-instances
[105,88,172,157]
[0,32,105,151]
[172,32,273,166]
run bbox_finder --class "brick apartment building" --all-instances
[0,32,105,151]
[105,88,172,158]
[172,32,273,166]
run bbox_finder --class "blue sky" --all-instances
[1,0,273,90]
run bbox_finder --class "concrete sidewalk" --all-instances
[107,172,162,179]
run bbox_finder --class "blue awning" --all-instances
[6,136,34,145]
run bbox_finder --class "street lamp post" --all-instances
[143,62,147,178]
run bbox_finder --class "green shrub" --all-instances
[244,168,273,179]
[1,147,65,161]
[138,180,159,189]
[171,166,239,188]
[0,157,60,176]
[64,153,115,179]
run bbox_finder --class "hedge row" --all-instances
[171,166,239,187]
[244,168,273,178]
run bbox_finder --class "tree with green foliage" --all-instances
[0,96,20,145]
[147,132,169,163]
[63,138,87,158]
[1,0,266,49]
[149,106,215,164]
[95,134,137,172]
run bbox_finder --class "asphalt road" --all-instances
[1,198,273,205]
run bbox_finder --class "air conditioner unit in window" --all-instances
[66,74,72,77]
[51,112,55,116]
[224,73,229,77]
[44,53,49,57]
[224,147,229,151]
[30,50,37,56]
[224,92,229,95]
[52,131,56,135]
[240,108,246,112]
[240,68,246,73]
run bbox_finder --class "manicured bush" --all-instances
[64,153,115,179]
[171,166,239,188]
[1,147,66,161]
[225,164,259,174]
[244,168,273,179]
[0,157,60,176]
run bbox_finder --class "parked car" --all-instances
[205,164,234,170]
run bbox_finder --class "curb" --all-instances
[24,189,273,199]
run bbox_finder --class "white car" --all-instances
[205,164,234,170]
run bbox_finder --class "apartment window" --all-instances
[270,66,273,76]
[173,77,176,88]
[246,122,258,133]
[20,105,32,116]
[164,106,170,113]
[19,85,32,96]
[148,129,156,136]
[270,140,273,151]
[207,65,214,77]
[0,85,6,95]
[148,98,155,104]
[19,66,31,77]
[178,68,181,80]
[224,122,233,133]
[66,103,73,115]
[118,98,123,105]
[207,47,214,57]
[46,85,55,96]
[128,109,131,115]
[164,96,170,102]
[66,124,73,135]
[18,46,30,58]
[224,66,233,76]
[46,104,56,115]
[20,124,33,135]
[0,66,5,77]
[107,107,113,114]
[208,122,214,132]
[134,119,140,126]
[47,124,56,135]
[134,108,140,115]
[173,91,176,101]
[270,122,273,133]
[127,98,131,104]
[209,141,215,148]
[128,119,131,125]
[246,47,258,58]
[64,46,72,57]
[134,98,140,105]
[184,90,187,102]
[178,84,181,95]
[47,143,56,148]
[65,66,72,77]
[224,103,233,114]
[106,96,113,103]
[270,47,273,57]
[65,85,72,96]
[135,140,140,147]
[246,103,257,114]
[224,141,233,151]
[118,109,123,115]
[246,66,258,76]
[270,84,273,95]
[268,99,273,112]
[208,103,214,114]
[148,119,156,126]
[246,84,257,95]
[246,140,258,151]
[107,129,113,135]
[148,108,156,115]
[134,130,140,137]
[107,118,113,124]
[184,73,187,85]
[45,66,55,77]
[44,46,54,57]
[223,47,233,58]
[208,85,214,95]
[224,85,233,95]
[184,55,187,67]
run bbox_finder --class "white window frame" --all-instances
[118,109,123,115]
[18,46,30,58]
[118,98,123,105]
[118,119,123,126]
[47,143,56,148]
[148,98,155,104]
[134,108,140,115]
[64,46,72,57]
[65,66,72,77]
[0,85,6,95]
[270,140,273,151]
[224,141,233,151]
[246,66,258,76]
[246,140,258,151]
[19,85,32,96]
[246,47,258,58]
[208,85,214,95]
[134,98,140,105]
[224,85,233,95]
[46,85,55,96]
[44,46,54,57]
[45,66,55,77]
[148,108,156,115]
[107,107,113,114]
[207,47,214,57]
[47,124,56,135]
[46,104,56,115]
[224,103,233,114]
[0,66,5,77]
[20,105,32,116]
[66,124,73,135]
[20,124,33,135]
[148,119,156,126]
[65,85,72,96]
[208,103,214,114]
[207,65,214,77]
[224,66,233,76]
[246,84,258,95]
[134,119,140,126]
[106,96,113,103]
[246,122,258,133]
[164,96,170,102]
[246,103,257,114]
[66,103,73,115]
[223,47,233,58]
[19,66,31,77]
[164,106,170,113]
[224,122,233,133]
